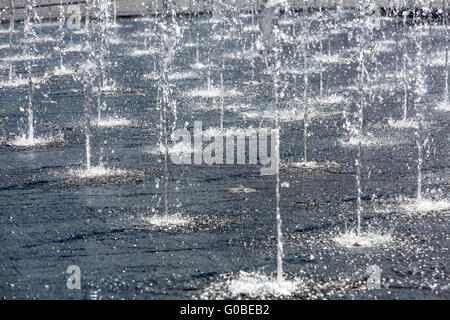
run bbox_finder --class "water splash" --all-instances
[187,87,241,98]
[53,65,74,76]
[144,214,191,229]
[6,133,64,148]
[334,231,392,248]
[399,197,450,215]
[167,71,199,81]
[0,54,45,62]
[436,100,450,111]
[69,165,128,179]
[145,141,202,156]
[387,118,419,129]
[0,75,49,88]
[63,43,90,53]
[340,134,404,147]
[287,161,324,169]
[312,94,348,106]
[228,185,256,194]
[313,53,353,65]
[128,48,158,57]
[92,116,133,128]
[201,271,301,299]
[190,61,208,70]
[242,109,340,122]
[201,126,263,138]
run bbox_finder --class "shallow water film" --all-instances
[0,1,449,300]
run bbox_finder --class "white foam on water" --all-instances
[242,109,304,122]
[432,25,450,31]
[190,62,208,70]
[88,290,101,300]
[168,71,198,80]
[63,43,90,53]
[0,54,45,62]
[278,18,297,26]
[383,72,403,82]
[341,20,359,30]
[303,34,328,43]
[169,141,201,155]
[209,17,224,25]
[238,13,253,19]
[224,50,258,60]
[93,81,117,94]
[53,65,74,76]
[145,142,202,156]
[136,17,158,23]
[0,44,10,50]
[284,160,341,170]
[144,214,191,228]
[0,77,28,88]
[193,103,252,112]
[187,87,242,98]
[39,21,59,28]
[334,231,392,248]
[73,29,88,35]
[388,118,419,129]
[329,28,346,35]
[142,72,159,81]
[109,22,122,29]
[109,36,124,45]
[288,161,322,169]
[313,53,353,65]
[228,185,256,194]
[0,29,17,34]
[436,100,450,111]
[92,116,132,128]
[242,109,339,122]
[128,48,158,57]
[6,134,64,148]
[131,31,151,38]
[205,271,301,299]
[201,126,262,138]
[243,25,259,32]
[225,104,251,112]
[0,74,50,88]
[69,165,128,179]
[427,51,446,66]
[344,47,360,55]
[313,94,348,105]
[374,40,396,53]
[370,81,402,92]
[340,134,403,147]
[183,42,198,48]
[412,27,429,38]
[26,36,56,43]
[282,66,325,75]
[212,33,233,41]
[399,197,450,215]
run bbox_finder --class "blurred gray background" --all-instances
[0,1,446,23]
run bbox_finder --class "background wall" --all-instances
[0,0,447,23]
